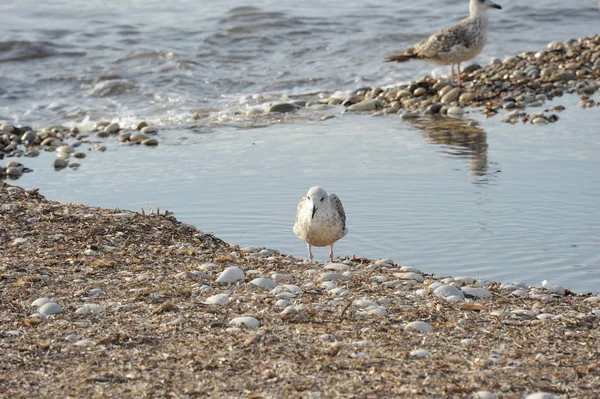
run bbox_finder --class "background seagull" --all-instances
[294,186,348,262]
[385,0,502,85]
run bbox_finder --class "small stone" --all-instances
[11,237,27,246]
[525,393,560,399]
[54,158,68,169]
[404,321,433,333]
[553,71,576,82]
[410,349,431,358]
[461,338,475,345]
[267,103,298,113]
[353,299,378,308]
[347,99,383,112]
[531,117,548,125]
[461,287,492,299]
[459,92,475,104]
[104,122,120,133]
[446,106,464,117]
[39,302,63,315]
[216,266,245,284]
[441,88,461,103]
[73,152,86,159]
[250,277,278,290]
[31,298,53,307]
[319,272,350,282]
[83,248,97,256]
[473,391,497,399]
[200,262,218,272]
[275,299,292,308]
[374,258,394,267]
[413,87,427,97]
[74,339,93,347]
[433,285,465,299]
[511,289,528,297]
[396,272,424,282]
[130,132,150,143]
[324,263,350,271]
[136,121,149,130]
[75,304,104,314]
[140,125,159,134]
[142,138,159,146]
[203,294,228,306]
[229,316,260,328]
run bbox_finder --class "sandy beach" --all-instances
[1,183,599,398]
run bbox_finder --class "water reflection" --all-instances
[406,116,499,184]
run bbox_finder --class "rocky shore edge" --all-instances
[1,35,599,182]
[1,183,599,398]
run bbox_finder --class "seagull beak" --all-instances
[311,205,317,219]
[490,2,502,9]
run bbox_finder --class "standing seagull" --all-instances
[385,0,502,85]
[294,186,348,262]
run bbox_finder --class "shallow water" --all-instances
[1,0,599,125]
[13,93,600,293]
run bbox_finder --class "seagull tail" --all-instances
[385,50,418,63]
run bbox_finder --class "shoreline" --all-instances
[2,184,599,398]
[1,34,599,182]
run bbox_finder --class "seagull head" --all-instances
[471,0,502,16]
[307,186,328,219]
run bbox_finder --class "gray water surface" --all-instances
[14,97,600,293]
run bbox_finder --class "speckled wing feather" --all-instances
[293,196,308,233]
[414,17,485,62]
[329,194,347,233]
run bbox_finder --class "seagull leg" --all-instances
[329,245,334,262]
[450,64,456,83]
[456,63,462,87]
[307,244,314,262]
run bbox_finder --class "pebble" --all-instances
[461,338,476,345]
[250,277,278,290]
[229,316,260,328]
[216,266,245,284]
[203,294,228,306]
[38,302,63,315]
[319,272,349,282]
[404,321,433,333]
[130,132,149,143]
[11,237,27,246]
[374,258,394,267]
[142,138,159,146]
[54,158,68,169]
[583,296,600,303]
[200,262,218,272]
[275,299,292,308]
[75,304,104,314]
[441,88,461,103]
[446,106,464,118]
[525,393,560,399]
[511,289,528,297]
[103,122,120,133]
[353,299,379,308]
[473,391,498,399]
[74,339,94,347]
[324,263,350,271]
[32,297,53,307]
[413,87,427,97]
[347,99,383,112]
[433,285,465,299]
[461,287,492,299]
[410,349,431,358]
[267,103,297,113]
[140,125,158,134]
[396,272,424,282]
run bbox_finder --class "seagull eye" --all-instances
[320,198,325,202]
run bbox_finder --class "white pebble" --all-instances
[275,299,292,308]
[11,237,27,246]
[74,339,93,347]
[319,272,349,282]
[536,313,557,320]
[104,122,120,133]
[410,349,431,358]
[83,248,98,256]
[216,266,245,284]
[200,262,218,271]
[512,309,535,317]
[324,263,350,271]
[353,299,378,308]
[511,289,528,297]
[583,296,600,303]
[203,294,228,306]
[404,321,433,333]
[400,266,420,273]
[368,307,389,316]
[89,288,105,296]
[75,304,104,314]
[375,258,394,267]
[525,393,560,399]
[6,330,22,336]
[229,316,260,328]
[414,289,429,297]
[320,333,337,341]
[281,305,299,315]
[461,338,476,345]
[271,273,293,282]
[473,391,497,399]
[434,285,465,299]
[31,297,53,307]
[38,302,63,315]
[250,277,278,290]
[396,272,424,282]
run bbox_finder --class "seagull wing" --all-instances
[329,194,347,233]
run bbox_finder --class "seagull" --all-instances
[385,0,502,85]
[293,186,348,262]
